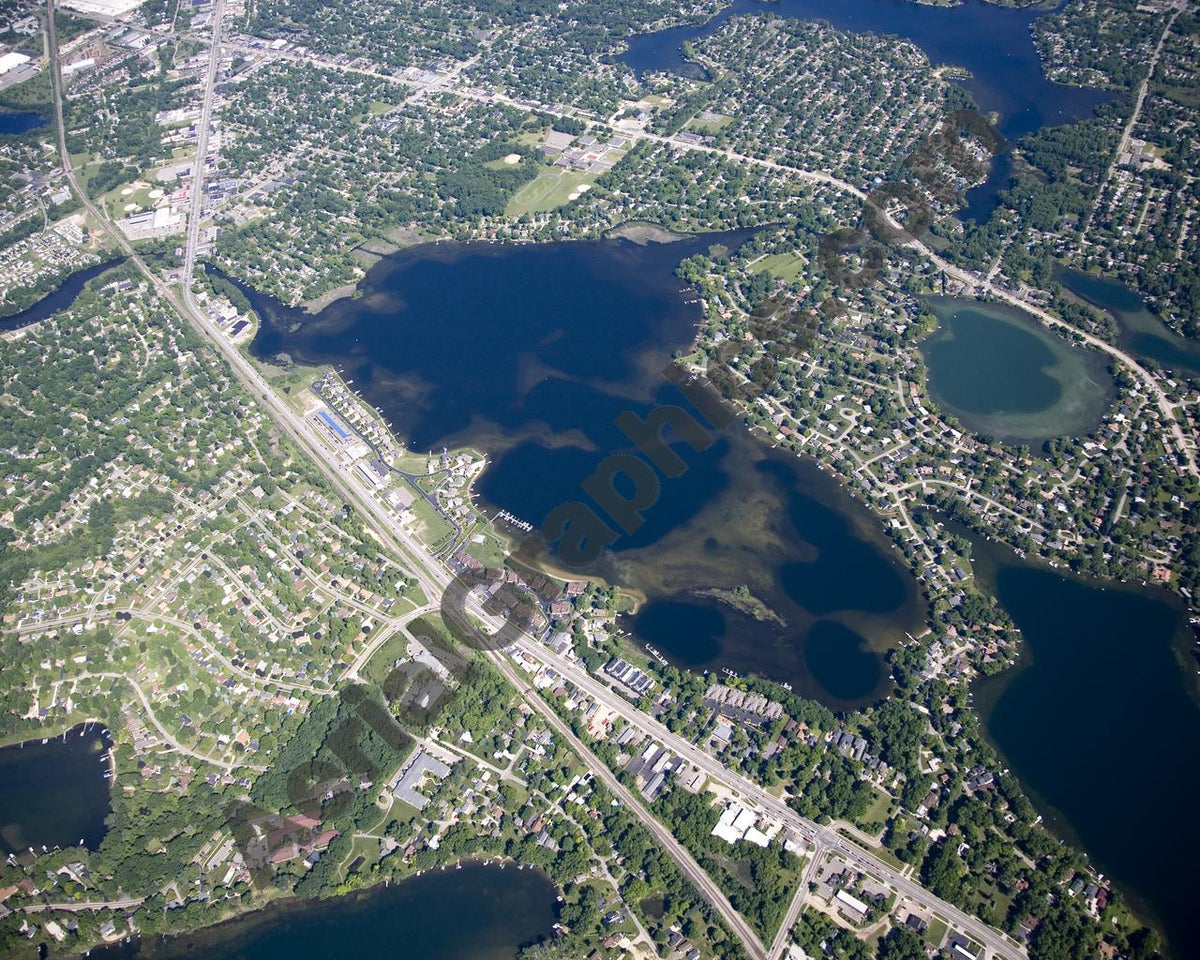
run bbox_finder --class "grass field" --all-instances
[410,496,454,551]
[686,112,734,133]
[361,630,411,685]
[506,168,596,217]
[857,787,894,828]
[926,916,949,947]
[463,525,509,567]
[96,178,168,219]
[753,252,807,283]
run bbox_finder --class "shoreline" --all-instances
[84,859,558,960]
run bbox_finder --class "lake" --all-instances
[1057,267,1200,378]
[0,257,126,329]
[91,862,560,960]
[0,723,113,856]
[620,444,919,704]
[0,111,47,136]
[919,297,1115,443]
[968,532,1200,960]
[243,235,924,708]
[620,0,1112,224]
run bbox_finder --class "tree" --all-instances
[877,925,926,960]
[1029,899,1093,960]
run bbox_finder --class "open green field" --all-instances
[463,525,510,568]
[409,613,456,647]
[361,630,411,686]
[98,179,163,218]
[506,168,596,217]
[686,111,734,133]
[856,787,894,828]
[409,496,454,550]
[926,916,949,947]
[753,252,807,283]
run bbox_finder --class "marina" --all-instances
[0,722,113,856]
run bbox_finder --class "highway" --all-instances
[44,3,1026,954]
[486,650,770,958]
[509,640,1025,960]
[181,0,225,285]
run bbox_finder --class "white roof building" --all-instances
[0,52,31,74]
[743,826,770,847]
[62,57,95,75]
[711,804,744,845]
[61,0,145,15]
[835,889,869,917]
[711,801,771,847]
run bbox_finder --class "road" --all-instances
[908,239,1197,477]
[71,671,265,772]
[22,898,144,914]
[13,607,325,694]
[487,650,770,958]
[770,846,826,959]
[181,0,226,282]
[1082,8,1181,237]
[511,639,1026,960]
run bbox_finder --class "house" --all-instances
[904,913,928,933]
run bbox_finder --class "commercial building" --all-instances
[0,52,31,75]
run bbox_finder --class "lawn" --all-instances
[409,496,454,551]
[925,916,949,947]
[506,167,596,217]
[753,252,807,283]
[392,446,437,475]
[409,613,457,649]
[836,827,905,870]
[263,362,322,397]
[98,179,164,218]
[686,111,734,133]
[361,630,411,686]
[343,834,382,876]
[463,525,510,568]
[856,787,894,829]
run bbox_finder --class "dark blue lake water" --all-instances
[968,529,1200,960]
[0,723,112,855]
[0,111,47,136]
[621,0,1112,223]
[229,230,1196,956]
[0,258,126,327]
[92,862,559,960]
[243,235,924,708]
[1058,268,1200,378]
